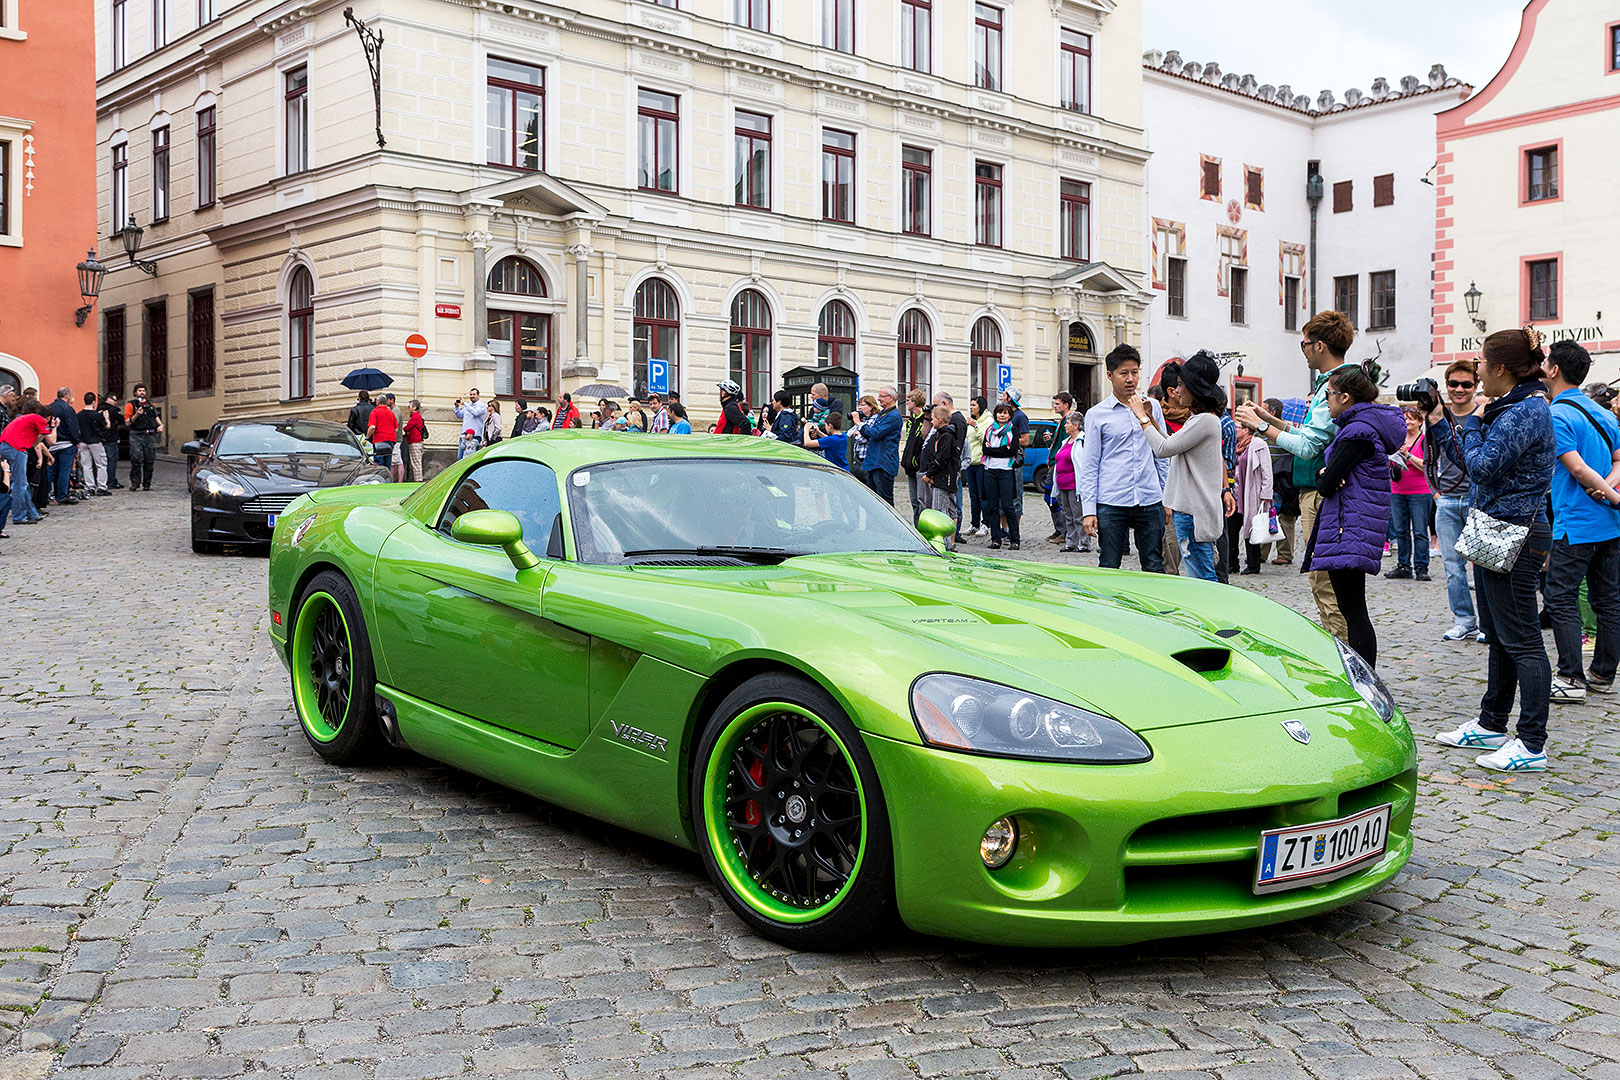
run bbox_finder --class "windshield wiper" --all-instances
[621,546,808,564]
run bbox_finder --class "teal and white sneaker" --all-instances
[1476,738,1548,772]
[1432,718,1509,749]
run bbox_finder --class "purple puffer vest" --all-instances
[1303,401,1408,574]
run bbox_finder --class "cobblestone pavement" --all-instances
[4,468,1620,1080]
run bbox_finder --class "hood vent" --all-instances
[1173,648,1232,674]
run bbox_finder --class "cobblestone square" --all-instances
[4,466,1620,1080]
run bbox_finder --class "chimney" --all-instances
[1370,77,1390,100]
[1142,49,1163,67]
[1316,89,1336,110]
[1428,64,1448,89]
[1400,75,1421,93]
[1344,87,1363,107]
[1240,74,1258,95]
[1162,49,1182,69]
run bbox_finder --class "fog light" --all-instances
[980,817,1018,870]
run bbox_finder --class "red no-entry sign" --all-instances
[405,333,429,359]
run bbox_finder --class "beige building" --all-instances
[94,0,1150,456]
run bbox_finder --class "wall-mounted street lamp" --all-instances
[119,215,159,276]
[1464,281,1486,333]
[74,249,109,327]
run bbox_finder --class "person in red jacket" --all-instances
[404,399,427,482]
[366,392,403,480]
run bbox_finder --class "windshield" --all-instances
[568,458,934,565]
[217,422,363,458]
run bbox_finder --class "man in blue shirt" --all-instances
[801,412,849,471]
[1543,342,1620,700]
[48,387,82,506]
[1078,345,1169,571]
[861,386,903,506]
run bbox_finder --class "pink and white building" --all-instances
[1433,0,1620,378]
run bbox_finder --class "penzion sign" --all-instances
[1460,325,1603,352]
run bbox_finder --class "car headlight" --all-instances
[910,674,1151,764]
[1336,638,1397,723]
[350,472,388,485]
[203,475,247,498]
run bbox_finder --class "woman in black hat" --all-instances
[1128,351,1228,581]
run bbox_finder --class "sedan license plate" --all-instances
[1253,803,1391,895]
[267,514,278,527]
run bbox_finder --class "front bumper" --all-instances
[868,702,1416,947]
[193,497,277,544]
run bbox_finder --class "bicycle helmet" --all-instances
[716,380,743,398]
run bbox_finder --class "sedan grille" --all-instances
[241,493,304,515]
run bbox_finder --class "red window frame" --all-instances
[151,125,170,223]
[1060,29,1091,113]
[1060,178,1089,261]
[637,90,679,194]
[284,67,309,176]
[633,278,681,400]
[111,0,127,69]
[488,311,552,400]
[104,309,126,400]
[1526,257,1559,322]
[897,309,933,401]
[198,0,215,24]
[822,129,855,223]
[823,0,854,53]
[734,110,771,210]
[817,300,856,369]
[287,267,314,400]
[152,0,166,48]
[0,143,8,236]
[189,288,215,394]
[486,58,545,172]
[729,290,773,407]
[489,255,547,297]
[901,146,931,237]
[970,318,1001,403]
[734,0,767,31]
[196,107,216,209]
[901,0,931,73]
[146,300,169,399]
[974,4,1003,91]
[975,161,1002,248]
[111,143,127,233]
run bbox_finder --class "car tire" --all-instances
[692,672,895,949]
[1031,465,1049,493]
[289,570,382,765]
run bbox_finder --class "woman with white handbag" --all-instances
[1431,328,1557,773]
[1234,419,1275,575]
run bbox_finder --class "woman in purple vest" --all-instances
[1302,361,1407,667]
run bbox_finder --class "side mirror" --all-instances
[916,509,955,555]
[181,441,204,457]
[451,509,540,570]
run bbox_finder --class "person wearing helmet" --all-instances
[716,381,749,435]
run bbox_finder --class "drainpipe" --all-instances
[1306,170,1324,314]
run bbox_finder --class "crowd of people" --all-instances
[1,381,166,549]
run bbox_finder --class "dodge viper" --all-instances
[267,431,1415,949]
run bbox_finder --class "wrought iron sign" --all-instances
[343,7,385,149]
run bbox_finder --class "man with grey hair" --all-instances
[861,386,903,506]
[49,387,81,505]
[0,384,16,426]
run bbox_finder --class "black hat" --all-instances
[1179,352,1223,403]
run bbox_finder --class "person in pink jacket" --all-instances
[1235,421,1274,574]
[1052,413,1092,553]
[1385,405,1433,580]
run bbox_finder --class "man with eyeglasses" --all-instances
[452,387,487,459]
[1417,359,1487,641]
[862,386,903,506]
[1235,311,1357,641]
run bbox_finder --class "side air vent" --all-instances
[1173,648,1231,674]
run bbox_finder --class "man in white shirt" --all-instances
[1079,345,1170,571]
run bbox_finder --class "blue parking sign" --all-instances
[997,364,1012,393]
[648,359,669,396]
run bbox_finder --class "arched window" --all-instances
[489,256,546,296]
[729,290,772,406]
[896,309,932,402]
[633,278,680,400]
[287,266,314,400]
[970,317,1002,403]
[817,300,856,369]
[487,257,550,399]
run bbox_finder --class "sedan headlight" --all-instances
[1336,639,1397,723]
[350,472,388,485]
[910,674,1151,764]
[203,475,248,498]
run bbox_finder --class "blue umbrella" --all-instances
[341,367,394,391]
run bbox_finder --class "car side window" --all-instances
[1033,426,1053,451]
[437,459,564,558]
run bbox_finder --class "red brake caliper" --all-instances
[744,756,764,826]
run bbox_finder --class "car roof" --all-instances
[220,417,351,430]
[477,429,831,471]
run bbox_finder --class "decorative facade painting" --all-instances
[1216,225,1246,297]
[1151,218,1186,290]
[1279,242,1306,304]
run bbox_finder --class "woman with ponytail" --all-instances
[1301,360,1407,667]
[1432,328,1556,772]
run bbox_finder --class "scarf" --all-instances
[1160,398,1190,427]
[1482,380,1547,425]
[1234,423,1253,455]
[985,420,1013,449]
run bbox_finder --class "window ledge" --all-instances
[0,234,22,248]
[1368,325,1396,333]
[0,28,27,41]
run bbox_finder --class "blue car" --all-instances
[1021,419,1059,491]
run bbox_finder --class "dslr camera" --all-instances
[1394,377,1439,411]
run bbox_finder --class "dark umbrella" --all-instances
[574,382,632,400]
[341,367,394,391]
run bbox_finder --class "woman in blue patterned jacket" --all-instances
[1432,328,1556,772]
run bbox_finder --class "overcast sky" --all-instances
[1143,0,1528,99]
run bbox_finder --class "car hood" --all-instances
[212,454,382,490]
[627,551,1358,730]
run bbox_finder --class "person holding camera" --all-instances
[1541,340,1620,702]
[124,384,163,491]
[453,388,487,459]
[1384,406,1432,581]
[99,392,125,489]
[1432,328,1556,772]
[1415,359,1486,640]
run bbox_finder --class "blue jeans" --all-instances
[1433,495,1476,630]
[866,468,895,507]
[1390,492,1433,572]
[1096,502,1166,572]
[50,443,78,501]
[964,463,985,529]
[2,444,38,523]
[1173,511,1219,581]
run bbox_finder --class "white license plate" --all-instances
[1253,803,1391,895]
[267,514,278,527]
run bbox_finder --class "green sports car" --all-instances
[267,431,1415,949]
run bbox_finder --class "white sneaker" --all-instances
[1475,632,1489,644]
[1476,738,1548,772]
[1432,718,1509,749]
[977,525,990,538]
[1550,677,1587,703]
[1441,624,1475,641]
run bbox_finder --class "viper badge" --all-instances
[1281,720,1311,745]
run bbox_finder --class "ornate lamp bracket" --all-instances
[343,7,386,149]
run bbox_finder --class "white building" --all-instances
[93,0,1154,458]
[1434,0,1618,380]
[1141,52,1469,402]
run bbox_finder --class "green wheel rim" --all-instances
[291,591,353,743]
[702,702,868,924]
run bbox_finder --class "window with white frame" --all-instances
[198,0,216,25]
[1059,29,1091,113]
[822,129,855,223]
[0,138,13,241]
[286,266,314,400]
[901,146,931,237]
[733,0,766,31]
[110,140,128,233]
[284,67,309,175]
[734,110,771,210]
[901,0,931,73]
[1218,226,1246,297]
[974,161,1002,247]
[822,0,854,53]
[487,58,544,171]
[1154,219,1187,317]
[111,0,127,68]
[637,89,679,193]
[152,0,166,49]
[151,125,170,223]
[974,4,1003,90]
[1060,179,1089,261]
[196,106,216,208]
